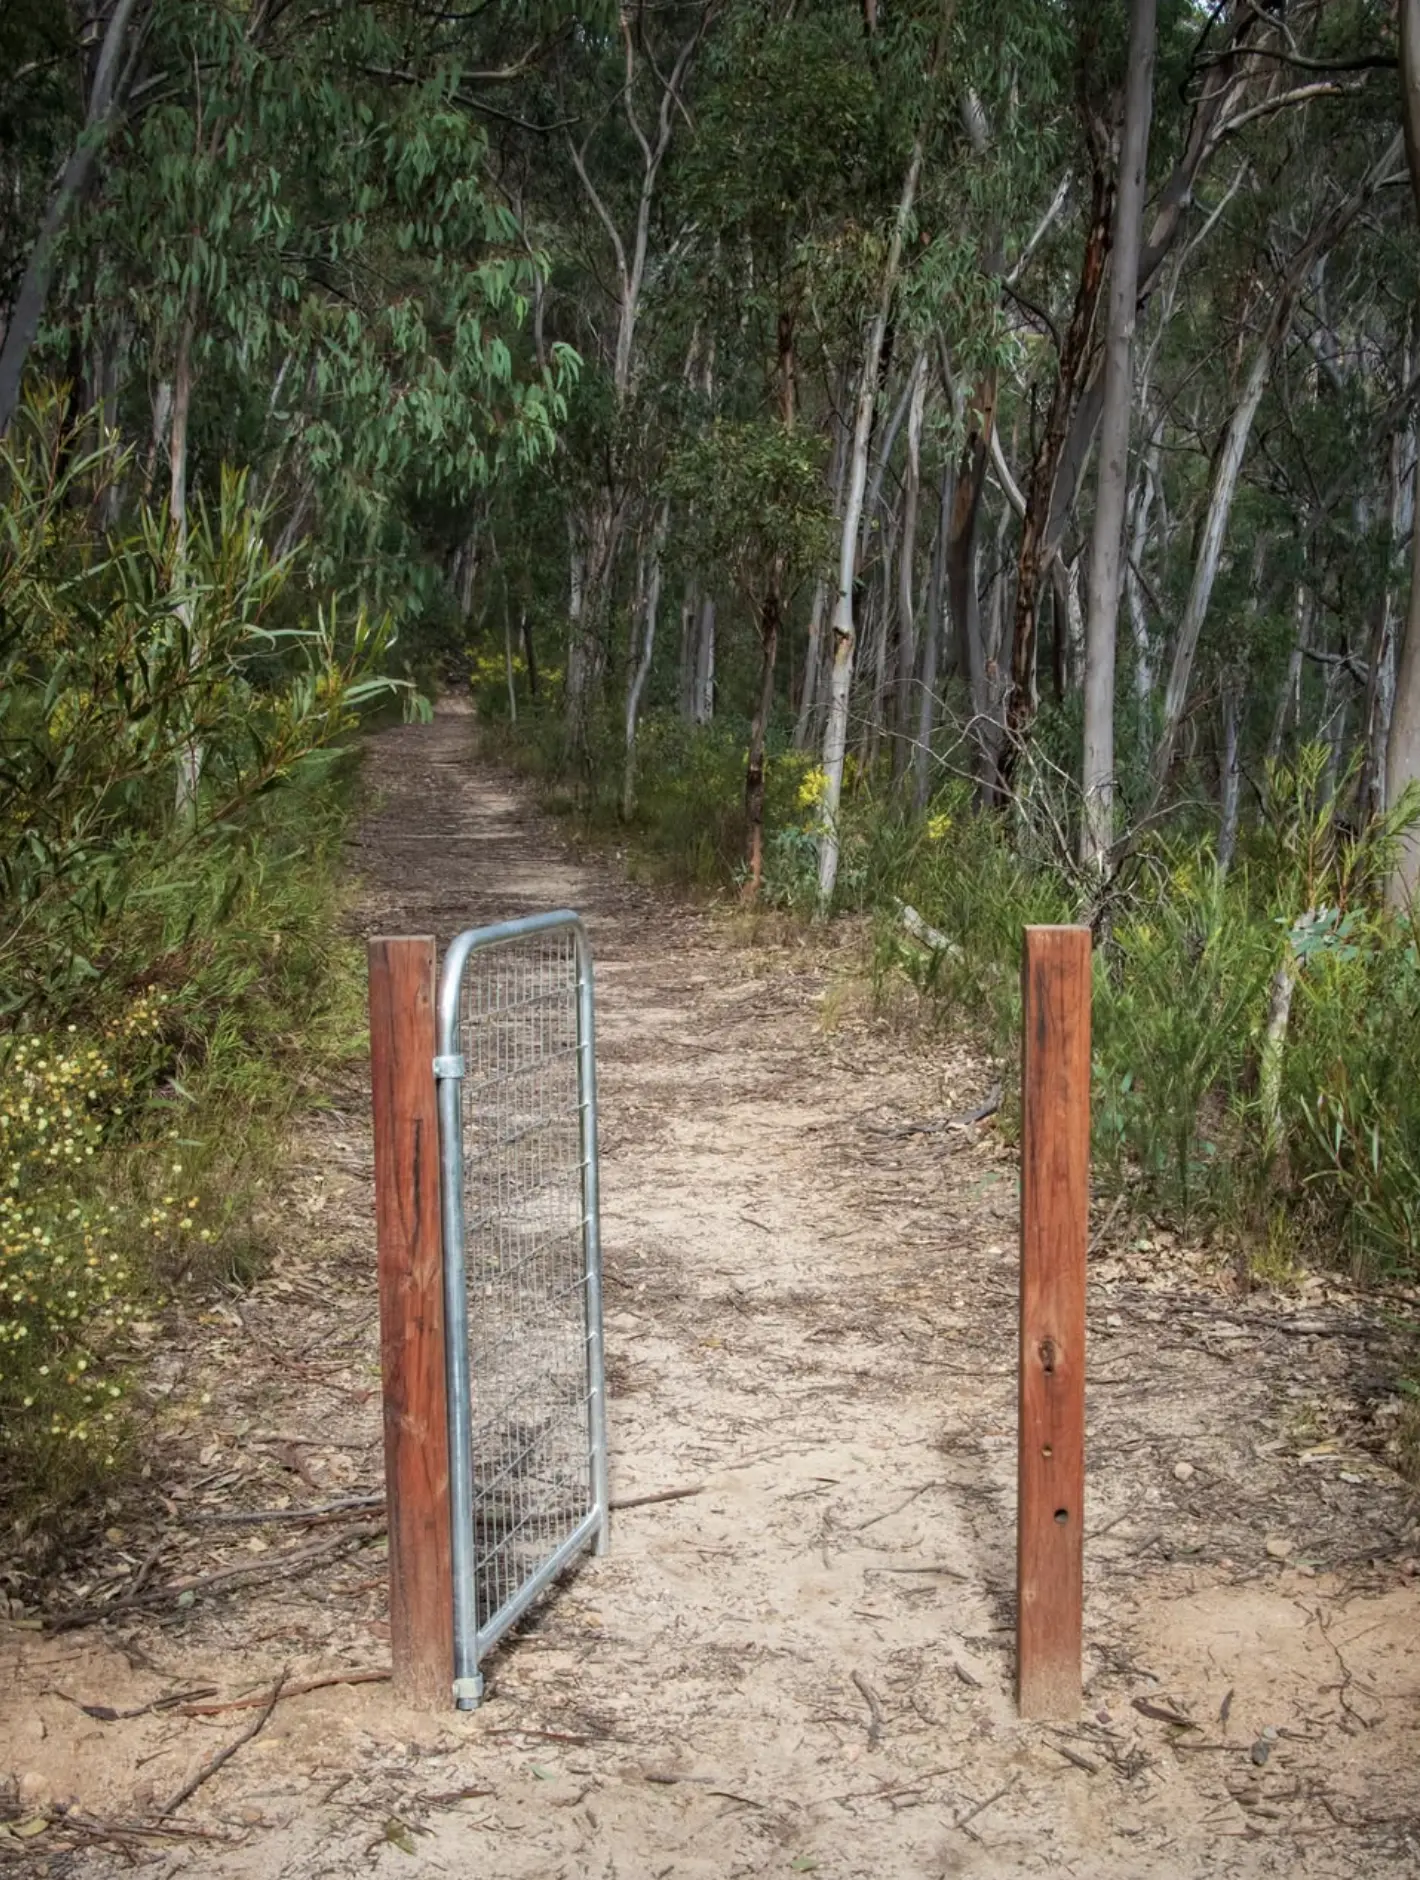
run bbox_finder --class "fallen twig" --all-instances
[1053,1743,1099,1774]
[196,1495,386,1527]
[158,1669,288,1818]
[1131,1696,1199,1730]
[45,1522,384,1630]
[609,1484,704,1513]
[954,1773,1020,1834]
[895,900,961,957]
[853,1482,942,1532]
[861,1089,1002,1140]
[865,1562,968,1580]
[850,1670,885,1748]
[178,1667,389,1715]
[48,1684,218,1723]
[1088,1190,1128,1254]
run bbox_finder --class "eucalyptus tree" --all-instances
[1080,0,1156,875]
[1389,0,1420,898]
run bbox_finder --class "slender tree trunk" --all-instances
[691,594,715,725]
[1268,580,1312,767]
[745,590,782,900]
[1150,331,1276,801]
[504,605,519,724]
[1319,657,1349,805]
[912,454,954,812]
[1125,425,1161,749]
[794,578,829,747]
[1001,162,1113,791]
[1150,129,1400,806]
[0,0,144,434]
[1389,3,1420,895]
[1362,416,1410,818]
[622,499,669,818]
[893,351,929,786]
[864,490,902,768]
[1081,0,1156,872]
[796,397,849,746]
[1218,677,1242,872]
[948,370,1000,792]
[169,310,201,820]
[678,577,698,718]
[817,123,930,908]
[522,610,539,700]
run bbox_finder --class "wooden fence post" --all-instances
[1017,925,1091,1720]
[369,936,454,1707]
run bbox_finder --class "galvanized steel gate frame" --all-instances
[434,911,609,1710]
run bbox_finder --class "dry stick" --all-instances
[610,1483,704,1512]
[158,1670,288,1819]
[46,1522,384,1630]
[197,1495,386,1527]
[1087,1189,1128,1253]
[1054,1743,1100,1775]
[852,1481,942,1532]
[178,1667,390,1716]
[865,1562,968,1579]
[850,1670,885,1748]
[954,1773,1021,1835]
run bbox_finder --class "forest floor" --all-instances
[4,699,1420,1879]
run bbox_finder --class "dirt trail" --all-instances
[4,701,1420,1878]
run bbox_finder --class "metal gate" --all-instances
[434,912,609,1709]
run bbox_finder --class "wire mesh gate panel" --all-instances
[435,912,609,1709]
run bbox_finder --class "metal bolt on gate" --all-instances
[434,912,609,1709]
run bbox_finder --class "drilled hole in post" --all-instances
[1054,1508,1069,1525]
[1041,1445,1053,1458]
[1039,1339,1056,1373]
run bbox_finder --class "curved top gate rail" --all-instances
[435,911,609,1710]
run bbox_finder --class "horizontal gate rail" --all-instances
[436,911,609,1709]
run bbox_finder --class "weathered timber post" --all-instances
[1017,925,1091,1720]
[369,936,454,1707]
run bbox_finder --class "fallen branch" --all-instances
[894,899,961,957]
[861,1088,1001,1140]
[45,1522,384,1630]
[610,1484,704,1512]
[864,1562,968,1580]
[196,1495,386,1527]
[1131,1696,1199,1730]
[158,1670,287,1818]
[850,1670,885,1749]
[954,1773,1020,1834]
[177,1667,389,1716]
[852,1481,942,1532]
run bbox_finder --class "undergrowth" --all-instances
[484,683,1420,1321]
[0,397,386,1523]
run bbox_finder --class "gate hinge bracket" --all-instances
[433,1054,466,1081]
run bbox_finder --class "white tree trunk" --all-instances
[1081,0,1156,871]
[691,594,715,725]
[817,142,925,909]
[893,351,929,784]
[622,499,670,818]
[1149,331,1275,801]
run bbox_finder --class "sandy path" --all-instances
[3,702,1419,1877]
